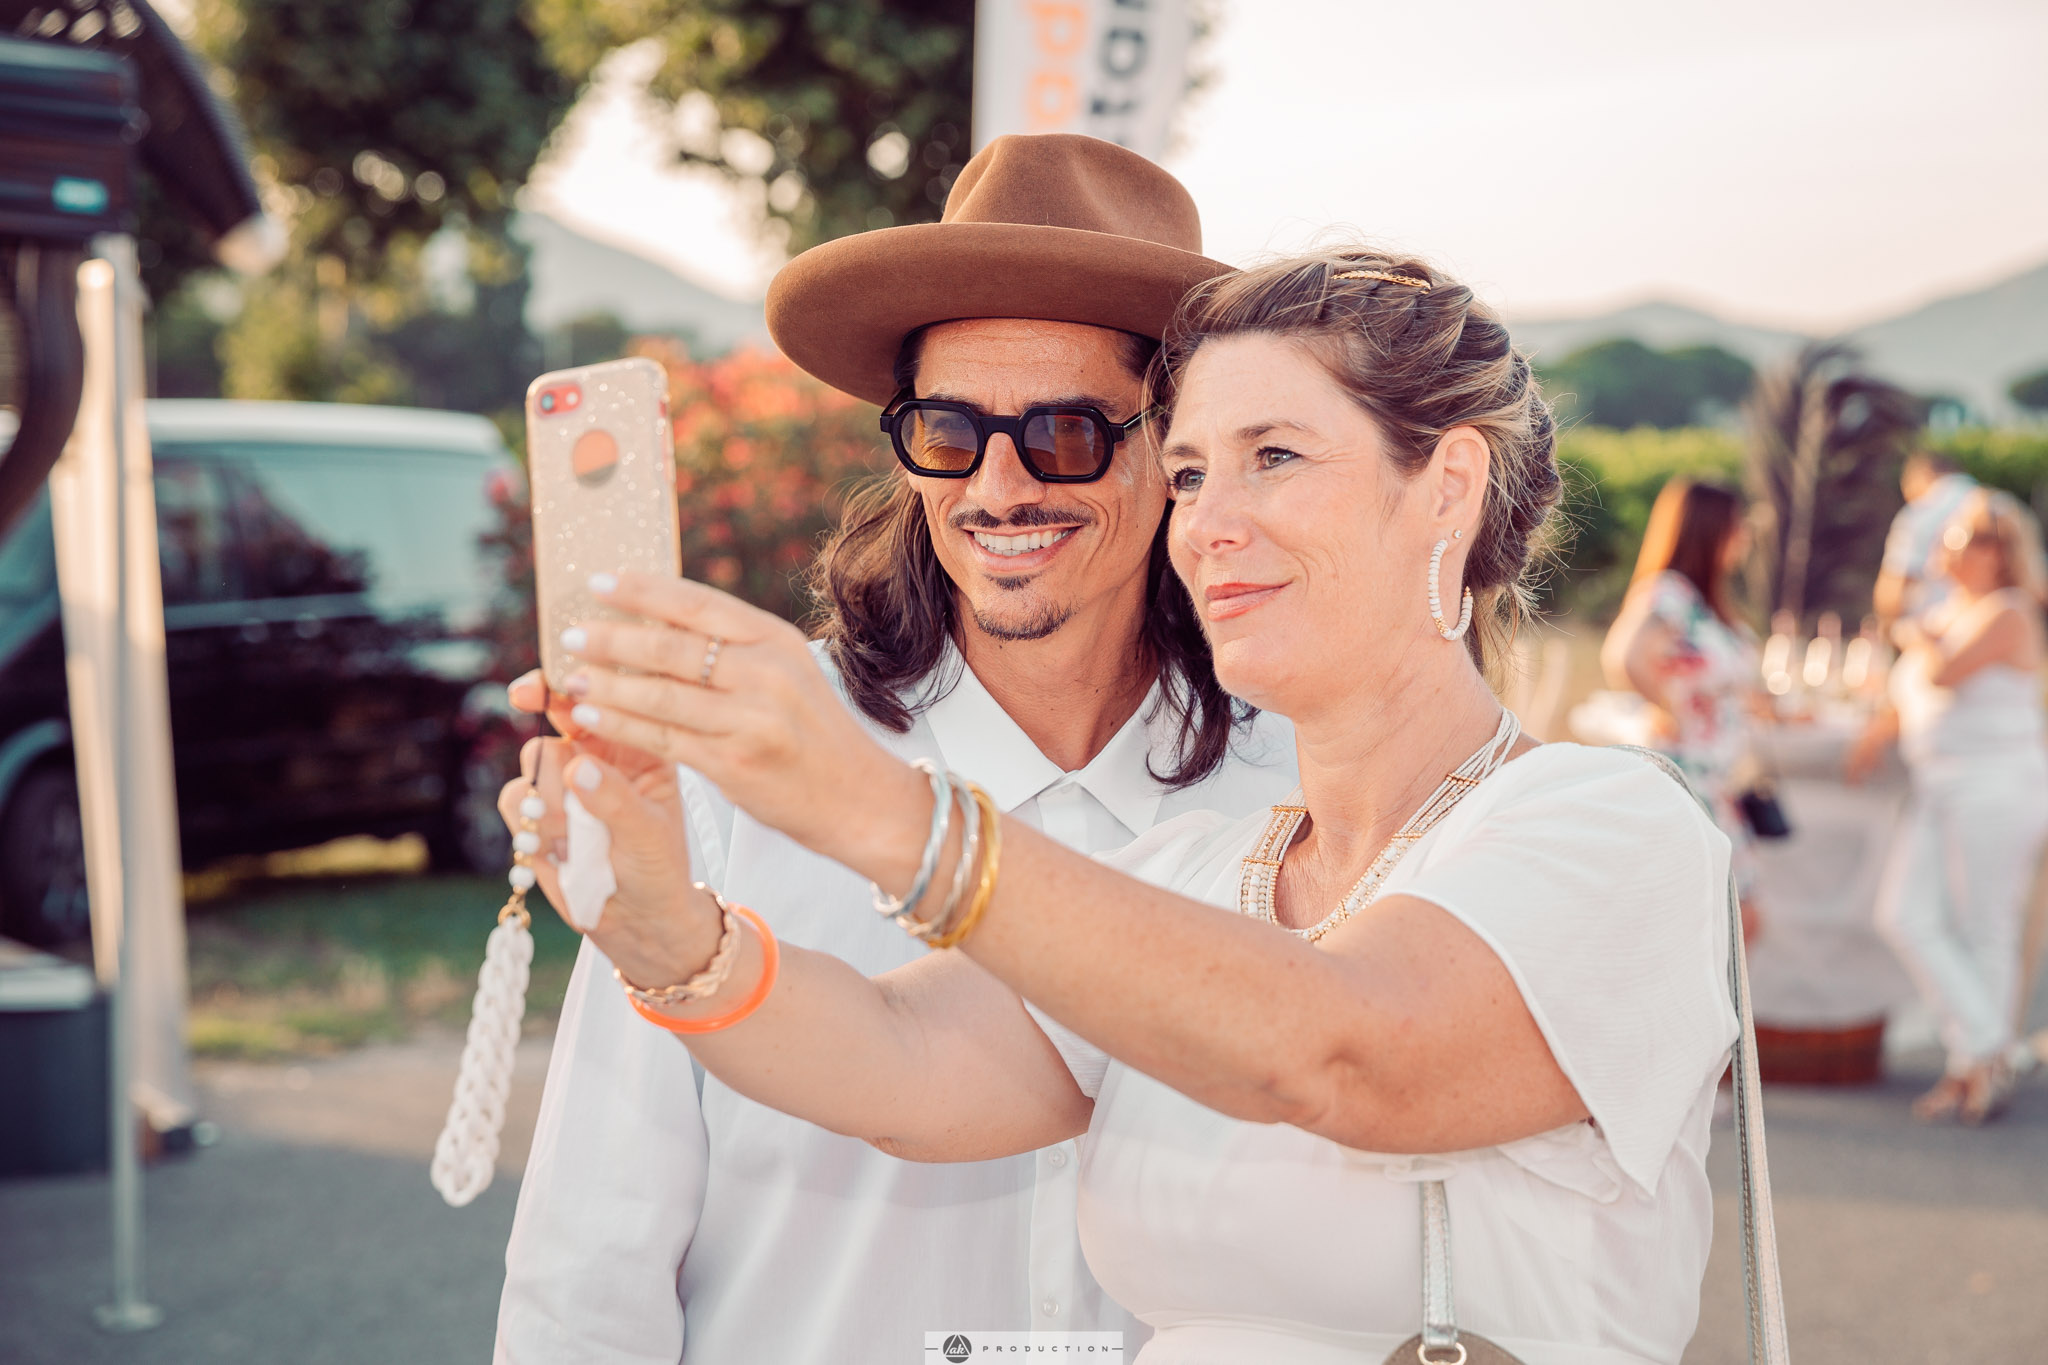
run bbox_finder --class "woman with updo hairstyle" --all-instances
[507,250,1741,1362]
[1851,486,2048,1124]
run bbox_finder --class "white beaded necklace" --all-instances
[1238,709,1523,942]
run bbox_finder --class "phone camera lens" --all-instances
[540,392,557,413]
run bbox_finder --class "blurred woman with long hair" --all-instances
[1603,478,1763,928]
[1849,487,2048,1123]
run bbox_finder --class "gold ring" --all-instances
[698,635,724,688]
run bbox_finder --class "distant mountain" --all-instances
[1510,301,1807,371]
[513,212,770,356]
[1510,258,2048,420]
[1844,260,2048,418]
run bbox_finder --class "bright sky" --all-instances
[524,0,2048,330]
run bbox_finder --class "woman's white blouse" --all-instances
[1031,743,1738,1365]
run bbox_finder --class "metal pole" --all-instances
[90,239,160,1334]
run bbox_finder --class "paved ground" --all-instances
[2,1035,2044,1364]
[0,1037,551,1365]
[1686,1060,2048,1364]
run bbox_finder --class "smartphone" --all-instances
[526,356,681,692]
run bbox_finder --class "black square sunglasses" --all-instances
[879,391,1159,483]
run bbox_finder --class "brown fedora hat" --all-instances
[766,133,1230,406]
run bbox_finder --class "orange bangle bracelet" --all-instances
[627,904,780,1035]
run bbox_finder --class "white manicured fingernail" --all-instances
[571,703,602,729]
[560,626,587,652]
[588,572,618,595]
[572,761,602,792]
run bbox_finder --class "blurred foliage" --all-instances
[1743,344,1922,624]
[1537,338,1754,430]
[148,287,228,398]
[170,0,573,292]
[1934,426,2048,512]
[483,345,890,671]
[142,0,581,411]
[556,311,634,370]
[2011,367,2048,415]
[657,342,888,614]
[1543,421,2048,625]
[533,0,975,254]
[1543,427,1744,622]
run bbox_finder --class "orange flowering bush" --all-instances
[481,343,891,676]
[650,340,889,618]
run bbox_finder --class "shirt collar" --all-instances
[916,642,1170,835]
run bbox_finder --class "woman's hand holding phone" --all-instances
[494,711,724,995]
[504,354,729,985]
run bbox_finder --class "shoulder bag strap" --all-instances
[1616,745,1791,1364]
[1412,748,1791,1365]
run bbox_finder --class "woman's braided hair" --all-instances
[1150,248,1562,676]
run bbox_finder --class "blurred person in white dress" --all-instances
[1850,488,2048,1123]
[1602,478,1766,940]
[513,250,1738,1364]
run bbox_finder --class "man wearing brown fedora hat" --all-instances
[496,134,1296,1364]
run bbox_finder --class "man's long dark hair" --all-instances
[803,327,1251,788]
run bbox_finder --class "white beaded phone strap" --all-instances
[430,786,544,1207]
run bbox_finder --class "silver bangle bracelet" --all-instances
[897,778,979,941]
[871,758,952,920]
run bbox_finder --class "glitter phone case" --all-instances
[526,357,680,692]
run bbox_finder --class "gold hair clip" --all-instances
[1334,269,1431,290]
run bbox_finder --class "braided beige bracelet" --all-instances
[613,883,742,1007]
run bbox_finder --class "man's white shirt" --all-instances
[496,646,1298,1363]
[1883,470,1977,616]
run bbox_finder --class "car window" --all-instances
[175,443,506,629]
[0,492,55,606]
[153,457,242,605]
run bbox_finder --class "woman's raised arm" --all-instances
[545,571,1593,1157]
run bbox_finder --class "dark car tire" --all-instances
[427,729,521,875]
[0,764,95,947]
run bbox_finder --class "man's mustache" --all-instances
[949,505,1098,532]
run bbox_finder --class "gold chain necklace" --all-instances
[1239,710,1522,942]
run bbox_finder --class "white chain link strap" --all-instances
[432,786,544,1207]
[431,909,533,1205]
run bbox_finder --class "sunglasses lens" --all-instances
[1023,412,1110,479]
[902,407,980,474]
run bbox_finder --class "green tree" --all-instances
[556,311,634,369]
[145,0,581,408]
[2010,367,2048,416]
[532,0,975,253]
[1540,338,1755,429]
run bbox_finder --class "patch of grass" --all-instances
[185,843,583,1058]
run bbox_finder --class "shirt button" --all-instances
[1047,1147,1068,1168]
[1041,1298,1061,1318]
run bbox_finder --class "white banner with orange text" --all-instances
[972,0,1194,158]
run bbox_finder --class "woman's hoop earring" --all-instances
[1428,532,1474,642]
